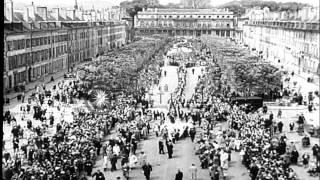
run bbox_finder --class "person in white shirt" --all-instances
[189,163,197,180]
[129,153,138,169]
[113,144,120,156]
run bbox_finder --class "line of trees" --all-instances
[219,0,311,16]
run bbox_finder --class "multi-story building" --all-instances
[3,0,127,90]
[240,7,320,75]
[134,8,236,37]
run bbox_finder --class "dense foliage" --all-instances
[219,0,310,16]
[77,35,170,103]
[200,36,282,95]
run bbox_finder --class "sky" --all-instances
[12,0,320,10]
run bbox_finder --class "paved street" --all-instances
[88,64,252,180]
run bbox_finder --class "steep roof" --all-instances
[13,12,25,22]
[35,14,44,21]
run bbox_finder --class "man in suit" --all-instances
[167,141,173,159]
[142,163,152,180]
[175,169,183,180]
[159,140,165,154]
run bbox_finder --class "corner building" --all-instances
[3,1,126,90]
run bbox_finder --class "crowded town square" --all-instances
[2,33,320,180]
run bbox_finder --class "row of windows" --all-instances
[6,35,67,51]
[140,22,231,28]
[251,21,319,31]
[247,30,319,59]
[142,15,233,19]
[8,54,28,70]
[7,26,126,52]
[8,45,67,70]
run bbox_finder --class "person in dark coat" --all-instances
[159,140,164,154]
[167,141,173,159]
[110,154,118,171]
[291,150,299,164]
[92,170,105,180]
[189,128,196,142]
[249,162,259,180]
[277,121,284,133]
[175,169,183,180]
[84,160,93,176]
[142,163,152,180]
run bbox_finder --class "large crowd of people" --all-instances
[2,36,169,180]
[2,36,319,180]
[186,40,320,180]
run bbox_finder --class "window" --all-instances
[177,15,180,18]
[217,16,219,18]
[184,15,186,18]
[169,15,172,18]
[44,37,47,45]
[7,41,12,51]
[222,16,224,18]
[198,16,201,18]
[203,16,206,18]
[190,15,192,18]
[227,16,229,18]
[40,38,43,45]
[209,16,211,18]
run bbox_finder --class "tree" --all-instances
[120,0,148,18]
[219,0,310,16]
[181,0,211,9]
[160,3,182,9]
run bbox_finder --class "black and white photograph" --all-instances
[2,0,320,179]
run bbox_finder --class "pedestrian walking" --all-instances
[167,140,173,159]
[302,153,310,168]
[159,140,164,154]
[189,128,196,142]
[189,164,197,180]
[277,121,284,133]
[175,169,183,180]
[142,163,152,180]
[289,122,295,132]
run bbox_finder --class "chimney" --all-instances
[24,7,30,22]
[51,8,60,21]
[28,2,36,20]
[36,7,48,21]
[5,0,14,22]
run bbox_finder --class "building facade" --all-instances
[134,8,236,37]
[4,1,127,90]
[241,7,320,75]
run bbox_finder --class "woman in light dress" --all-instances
[129,153,138,169]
